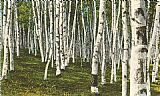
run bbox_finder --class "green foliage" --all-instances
[17,2,32,27]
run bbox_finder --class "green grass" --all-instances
[1,49,160,96]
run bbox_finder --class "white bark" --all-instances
[55,0,61,76]
[63,1,68,68]
[2,1,12,79]
[44,1,54,80]
[93,0,97,46]
[130,0,147,96]
[0,1,2,94]
[110,0,117,83]
[15,2,20,57]
[0,0,2,73]
[81,0,87,62]
[32,0,38,56]
[48,1,53,67]
[44,0,49,62]
[91,0,106,93]
[122,1,129,96]
[8,12,14,71]
[67,0,78,64]
[2,1,6,42]
[35,0,45,62]
[59,0,65,70]
[152,32,159,83]
[101,26,106,85]
[146,1,160,95]
[66,0,72,66]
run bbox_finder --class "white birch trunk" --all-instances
[59,0,65,70]
[0,1,2,93]
[2,1,6,42]
[55,0,61,76]
[8,12,14,71]
[93,0,97,46]
[32,0,38,56]
[146,1,160,95]
[44,1,54,79]
[130,0,147,96]
[2,1,12,79]
[44,0,49,62]
[0,0,2,67]
[91,0,106,94]
[63,1,68,68]
[152,32,159,82]
[68,0,78,64]
[66,0,72,66]
[122,1,129,96]
[110,0,117,83]
[101,27,106,85]
[36,0,45,62]
[15,2,20,57]
[81,0,87,62]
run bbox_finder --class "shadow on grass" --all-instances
[1,49,160,96]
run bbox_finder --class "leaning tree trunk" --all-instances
[2,1,12,79]
[36,0,45,62]
[130,0,147,96]
[44,0,49,62]
[44,0,53,80]
[91,0,106,94]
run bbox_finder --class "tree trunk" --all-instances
[55,0,61,76]
[122,0,129,96]
[130,0,147,96]
[91,0,106,94]
[2,1,12,79]
[146,1,160,95]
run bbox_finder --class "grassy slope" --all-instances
[1,49,160,96]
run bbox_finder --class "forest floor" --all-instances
[1,49,160,96]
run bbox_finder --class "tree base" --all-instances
[91,86,99,94]
[56,70,61,76]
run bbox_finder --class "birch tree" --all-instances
[55,0,61,76]
[152,32,159,83]
[0,0,2,76]
[15,1,20,57]
[0,1,2,94]
[2,1,12,79]
[66,0,72,66]
[91,0,106,94]
[146,1,160,95]
[130,0,147,96]
[122,0,129,96]
[59,0,65,70]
